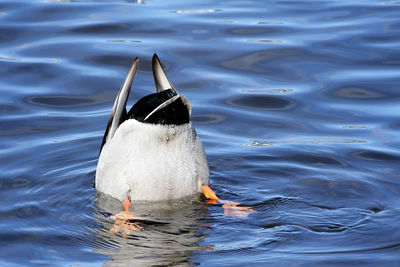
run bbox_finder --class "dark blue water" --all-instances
[1,0,400,266]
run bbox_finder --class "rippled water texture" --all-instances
[1,0,400,266]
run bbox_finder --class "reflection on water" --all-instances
[1,0,400,265]
[95,194,209,266]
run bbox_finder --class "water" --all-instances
[1,0,400,265]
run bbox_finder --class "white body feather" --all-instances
[96,119,209,202]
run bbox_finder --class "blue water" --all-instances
[1,0,400,266]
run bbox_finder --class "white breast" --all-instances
[96,119,209,202]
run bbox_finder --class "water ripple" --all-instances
[246,137,367,146]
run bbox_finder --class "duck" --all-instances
[96,54,253,223]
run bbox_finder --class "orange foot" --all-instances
[221,200,255,218]
[110,211,143,234]
[110,197,143,234]
[202,186,255,218]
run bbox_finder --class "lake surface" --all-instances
[1,0,400,266]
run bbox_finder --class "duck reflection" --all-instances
[94,192,210,266]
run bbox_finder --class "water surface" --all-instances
[1,0,400,266]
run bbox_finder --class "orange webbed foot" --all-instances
[110,197,143,234]
[202,186,255,218]
[220,200,255,218]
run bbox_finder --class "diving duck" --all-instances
[96,54,253,219]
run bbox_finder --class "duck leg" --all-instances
[122,197,131,213]
[202,185,220,202]
[202,186,255,218]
